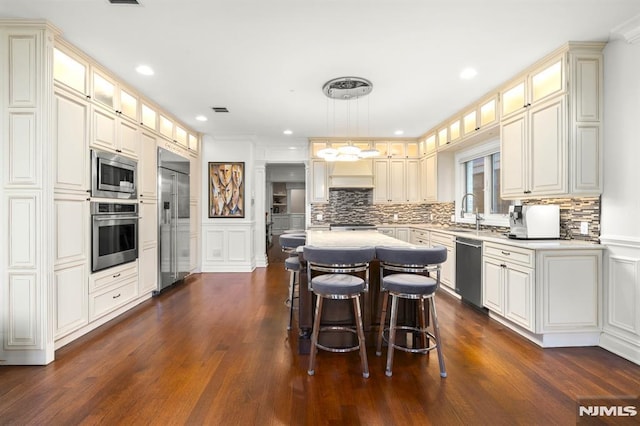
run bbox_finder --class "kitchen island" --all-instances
[297,230,415,354]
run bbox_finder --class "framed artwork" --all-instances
[208,162,245,218]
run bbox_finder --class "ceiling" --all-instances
[2,0,640,146]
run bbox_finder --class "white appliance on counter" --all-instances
[508,204,560,239]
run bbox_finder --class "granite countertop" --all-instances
[407,225,603,250]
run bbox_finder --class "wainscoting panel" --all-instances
[202,223,256,272]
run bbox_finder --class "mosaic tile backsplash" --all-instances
[310,189,600,242]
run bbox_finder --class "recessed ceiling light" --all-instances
[136,65,154,76]
[283,129,293,135]
[195,115,208,122]
[394,130,404,136]
[460,67,478,80]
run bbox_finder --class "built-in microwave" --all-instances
[91,149,137,199]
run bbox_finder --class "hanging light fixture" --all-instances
[319,76,380,161]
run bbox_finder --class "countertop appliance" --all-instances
[157,147,190,293]
[91,202,138,272]
[508,204,560,239]
[91,149,137,199]
[329,223,377,231]
[454,237,485,311]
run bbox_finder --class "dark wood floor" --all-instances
[1,244,639,425]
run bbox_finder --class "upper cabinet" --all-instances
[140,102,157,131]
[91,67,139,123]
[501,56,564,119]
[462,94,499,138]
[53,45,89,97]
[500,43,604,199]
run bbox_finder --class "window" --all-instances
[456,140,510,226]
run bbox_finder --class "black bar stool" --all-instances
[279,233,306,330]
[375,246,448,378]
[303,246,376,378]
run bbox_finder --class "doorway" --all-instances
[265,163,306,252]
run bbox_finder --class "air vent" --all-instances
[108,0,141,5]
[212,107,229,113]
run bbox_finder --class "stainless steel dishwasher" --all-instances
[455,237,485,311]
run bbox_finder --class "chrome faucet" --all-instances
[460,192,484,233]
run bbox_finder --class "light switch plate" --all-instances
[316,214,323,221]
[393,213,398,222]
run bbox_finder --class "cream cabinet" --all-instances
[139,200,158,295]
[89,262,138,322]
[91,68,139,123]
[501,95,567,198]
[375,141,407,158]
[310,160,328,203]
[483,243,535,331]
[448,117,462,145]
[373,158,406,203]
[377,227,410,242]
[462,94,499,138]
[437,127,448,149]
[90,105,140,159]
[410,228,429,245]
[188,133,199,152]
[419,133,437,157]
[430,231,455,290]
[420,151,454,203]
[140,131,158,199]
[53,90,89,192]
[53,45,89,98]
[140,102,158,131]
[501,43,604,199]
[421,153,437,202]
[483,241,602,346]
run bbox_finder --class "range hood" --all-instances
[328,159,374,188]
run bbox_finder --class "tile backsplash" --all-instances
[310,189,601,242]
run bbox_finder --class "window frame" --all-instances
[454,138,510,228]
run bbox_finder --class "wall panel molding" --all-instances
[7,273,39,348]
[8,194,37,268]
[8,112,37,185]
[8,34,37,107]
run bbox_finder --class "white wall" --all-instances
[599,34,640,364]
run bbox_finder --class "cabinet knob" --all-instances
[475,127,480,131]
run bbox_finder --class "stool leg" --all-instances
[287,270,297,331]
[376,291,389,356]
[385,294,399,377]
[429,296,447,378]
[353,295,369,379]
[308,295,323,376]
[418,298,428,351]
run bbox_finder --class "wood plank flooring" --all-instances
[1,250,639,425]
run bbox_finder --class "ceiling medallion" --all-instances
[322,77,373,100]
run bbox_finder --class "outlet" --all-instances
[430,213,434,221]
[393,213,398,222]
[451,214,456,222]
[316,214,323,221]
[580,221,588,235]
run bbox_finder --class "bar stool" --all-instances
[303,246,376,378]
[375,246,448,378]
[279,233,306,330]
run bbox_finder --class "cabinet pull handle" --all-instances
[112,293,121,299]
[500,264,507,268]
[501,251,511,256]
[523,190,532,194]
[113,273,121,278]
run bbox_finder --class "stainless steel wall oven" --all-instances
[91,202,139,272]
[91,149,137,199]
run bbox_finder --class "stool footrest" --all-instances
[315,326,361,353]
[381,325,438,354]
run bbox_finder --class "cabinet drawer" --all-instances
[430,232,453,248]
[410,229,429,245]
[90,262,138,292]
[89,278,137,321]
[484,243,534,267]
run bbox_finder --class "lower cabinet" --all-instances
[89,262,138,322]
[54,262,89,339]
[430,231,455,290]
[483,245,535,331]
[483,241,602,347]
[410,228,429,245]
[139,244,158,295]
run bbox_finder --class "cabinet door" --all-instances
[405,159,420,202]
[119,87,138,122]
[529,96,566,196]
[140,131,158,199]
[530,58,564,105]
[424,154,437,202]
[373,159,390,203]
[389,159,406,202]
[139,244,158,295]
[479,96,498,128]
[501,80,526,117]
[377,227,395,238]
[54,91,89,192]
[310,160,328,203]
[53,47,88,96]
[139,201,158,246]
[92,70,116,110]
[91,106,117,151]
[441,246,455,289]
[483,259,504,314]
[141,102,158,131]
[500,114,528,198]
[395,228,410,242]
[118,119,140,159]
[504,264,534,331]
[54,263,89,339]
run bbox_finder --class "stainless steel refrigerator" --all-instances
[157,147,190,292]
